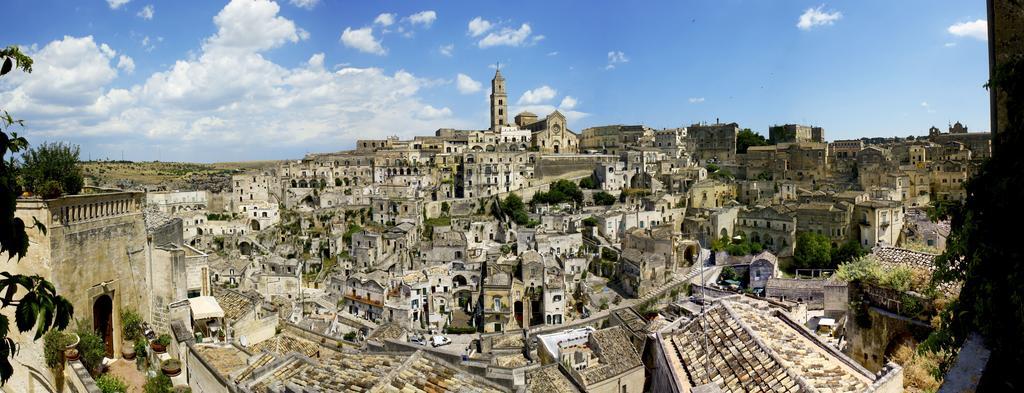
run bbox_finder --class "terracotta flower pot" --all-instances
[64,348,79,361]
[151,341,167,354]
[161,359,181,377]
[64,333,80,350]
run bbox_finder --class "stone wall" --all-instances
[844,306,932,372]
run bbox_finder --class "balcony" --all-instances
[344,293,383,307]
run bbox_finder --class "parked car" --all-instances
[431,335,452,347]
[409,335,426,345]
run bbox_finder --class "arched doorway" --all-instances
[514,301,524,325]
[453,275,468,287]
[249,220,261,231]
[93,295,114,358]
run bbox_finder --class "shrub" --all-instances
[582,217,598,227]
[343,331,357,341]
[43,330,70,370]
[156,333,171,346]
[75,324,106,375]
[579,176,598,189]
[593,192,616,206]
[144,374,174,393]
[121,308,144,341]
[20,142,84,197]
[95,374,128,393]
[445,326,476,334]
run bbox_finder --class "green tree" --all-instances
[793,232,833,270]
[593,191,616,206]
[578,176,598,189]
[831,239,865,265]
[736,128,769,154]
[531,179,583,205]
[0,46,74,385]
[20,142,84,198]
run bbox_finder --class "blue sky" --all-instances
[0,0,990,162]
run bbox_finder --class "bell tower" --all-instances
[490,67,508,131]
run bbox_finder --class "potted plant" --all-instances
[121,309,143,360]
[64,348,80,361]
[217,330,225,342]
[161,358,182,377]
[64,332,80,350]
[151,333,171,354]
[134,339,148,370]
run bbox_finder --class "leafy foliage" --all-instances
[144,373,174,393]
[121,308,143,341]
[75,322,105,375]
[927,38,1024,387]
[42,329,69,370]
[0,47,76,386]
[582,217,597,227]
[578,176,599,189]
[95,374,128,393]
[499,193,530,225]
[19,142,84,198]
[531,179,583,205]
[719,266,739,282]
[792,232,833,270]
[736,128,769,153]
[592,191,616,206]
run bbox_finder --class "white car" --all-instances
[431,335,452,347]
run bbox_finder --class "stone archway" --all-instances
[93,295,114,358]
[682,243,700,266]
[453,275,468,287]
[249,220,261,231]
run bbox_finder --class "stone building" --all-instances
[855,200,905,247]
[686,122,739,164]
[537,326,645,393]
[768,123,825,144]
[579,124,651,154]
[735,205,797,256]
[519,110,579,154]
[795,201,854,245]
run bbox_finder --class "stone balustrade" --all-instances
[44,192,144,226]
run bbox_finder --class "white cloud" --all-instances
[117,55,135,73]
[948,19,987,41]
[417,105,452,119]
[439,44,454,57]
[478,23,536,48]
[340,27,386,55]
[559,96,577,110]
[606,51,629,69]
[374,13,396,27]
[547,51,558,56]
[456,74,482,94]
[921,101,936,113]
[408,11,437,27]
[797,5,842,30]
[205,0,307,54]
[688,97,705,104]
[468,17,493,37]
[514,104,588,124]
[0,0,470,161]
[107,0,131,9]
[944,42,957,47]
[289,0,319,10]
[518,86,557,105]
[137,4,154,20]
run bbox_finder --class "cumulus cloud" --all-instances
[559,96,577,110]
[289,0,319,10]
[340,27,386,55]
[688,97,705,103]
[107,0,131,9]
[205,0,308,54]
[0,0,469,161]
[417,105,452,119]
[606,51,629,69]
[468,17,493,37]
[439,44,454,57]
[456,74,482,94]
[518,86,557,105]
[407,11,437,27]
[117,55,135,73]
[478,23,538,48]
[797,5,842,30]
[374,13,396,27]
[137,4,154,20]
[948,19,987,41]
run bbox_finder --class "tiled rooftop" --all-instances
[373,352,505,393]
[525,364,579,393]
[368,323,406,342]
[213,287,258,322]
[249,334,320,358]
[194,345,250,379]
[289,353,404,392]
[577,326,643,386]
[663,297,871,393]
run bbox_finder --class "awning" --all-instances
[189,296,225,320]
[818,318,836,326]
